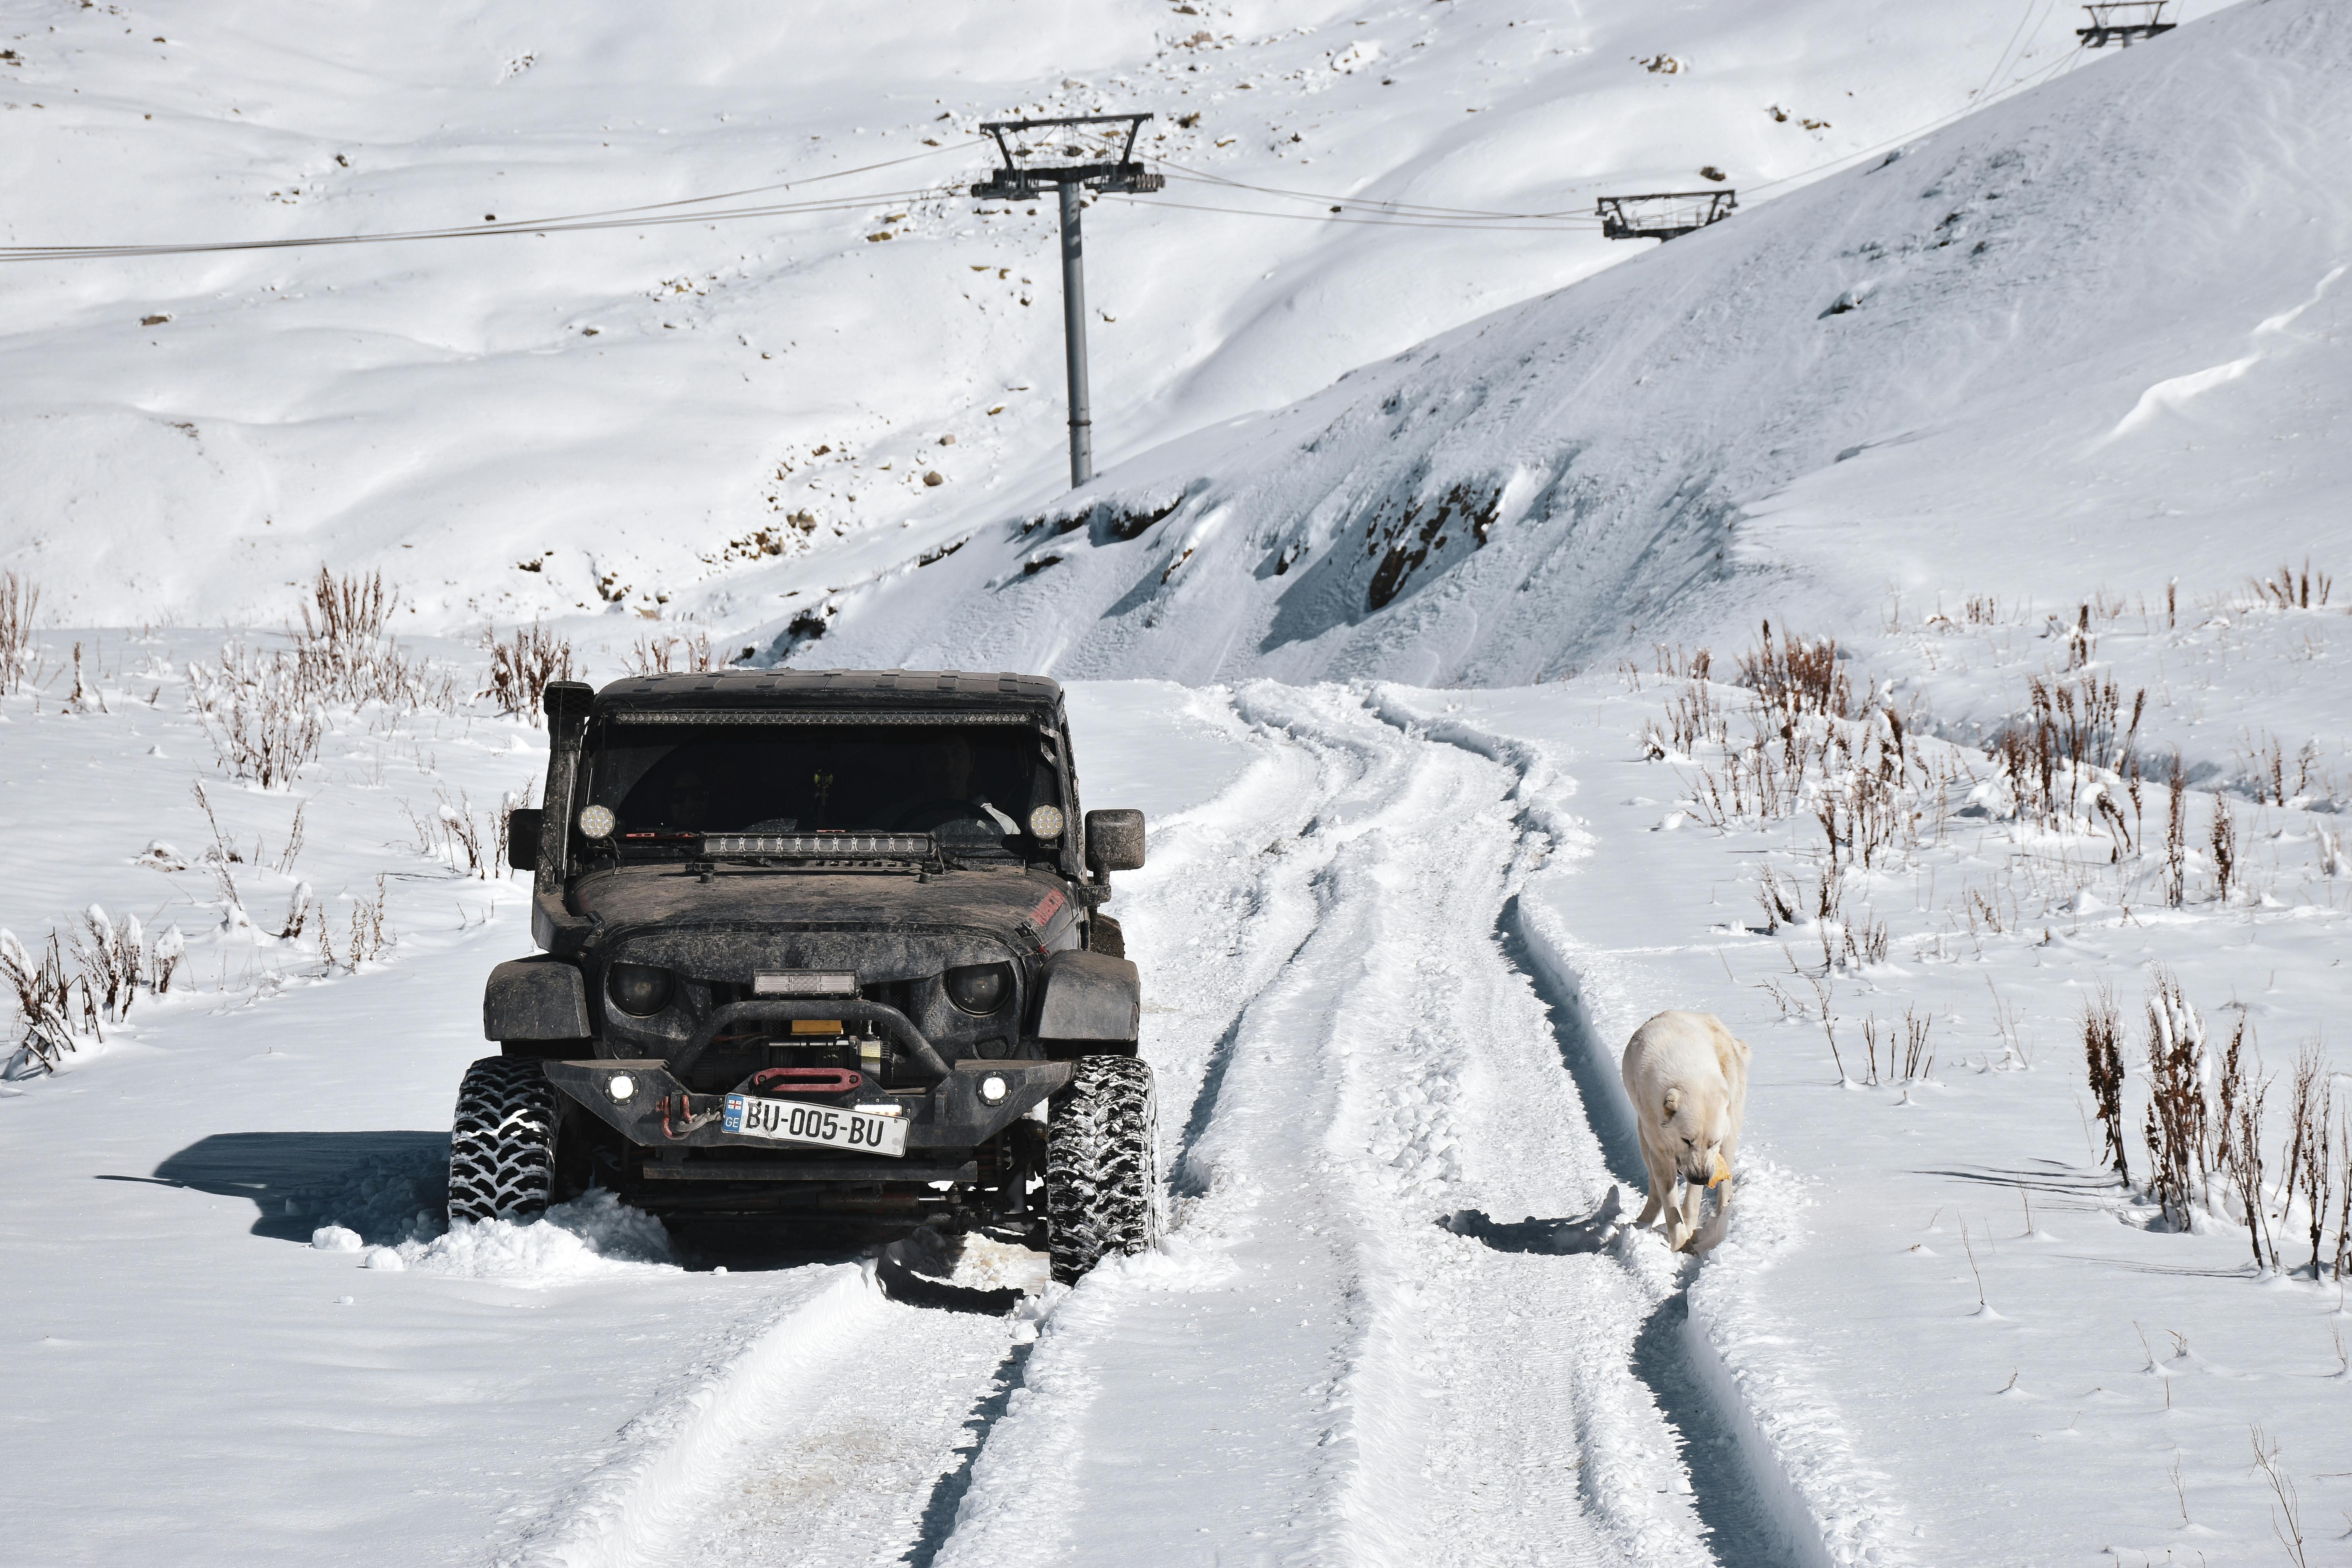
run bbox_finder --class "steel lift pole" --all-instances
[971,114,1161,491]
[1058,180,1093,488]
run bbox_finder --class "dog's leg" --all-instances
[1690,1176,1734,1254]
[1635,1146,1672,1229]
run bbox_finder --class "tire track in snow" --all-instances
[928,684,1713,1566]
[490,694,1321,1568]
[1376,688,1893,1568]
[500,1261,884,1568]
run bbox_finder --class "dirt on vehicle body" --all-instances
[451,669,1154,1281]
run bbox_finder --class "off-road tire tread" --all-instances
[448,1056,560,1223]
[1046,1054,1158,1284]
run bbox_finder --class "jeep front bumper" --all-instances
[543,1056,1070,1159]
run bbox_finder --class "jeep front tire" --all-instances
[448,1056,567,1223]
[1045,1055,1160,1283]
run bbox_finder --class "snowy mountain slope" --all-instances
[793,0,2347,688]
[4,0,2147,633]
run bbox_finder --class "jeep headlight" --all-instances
[1027,804,1065,841]
[944,962,1011,1015]
[606,962,675,1017]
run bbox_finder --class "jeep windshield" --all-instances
[577,718,1062,862]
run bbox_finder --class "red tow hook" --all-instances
[656,1093,724,1139]
[748,1067,865,1098]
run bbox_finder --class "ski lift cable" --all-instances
[1742,42,2085,197]
[0,138,986,260]
[0,188,962,261]
[1972,0,2056,108]
[1102,194,1602,233]
[1151,158,1591,221]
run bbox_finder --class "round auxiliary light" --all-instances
[578,804,617,840]
[606,1073,636,1103]
[1027,804,1065,841]
[979,1074,1009,1105]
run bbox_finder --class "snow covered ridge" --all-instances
[795,0,2346,687]
[5,0,2165,632]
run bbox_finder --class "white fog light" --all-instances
[579,804,617,839]
[979,1074,1009,1105]
[606,1073,636,1103]
[1027,804,1065,841]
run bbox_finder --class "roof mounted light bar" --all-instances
[608,709,1036,725]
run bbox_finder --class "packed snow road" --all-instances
[4,677,1786,1567]
[510,684,1749,1568]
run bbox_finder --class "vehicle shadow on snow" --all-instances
[114,1131,451,1242]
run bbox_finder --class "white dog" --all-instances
[1621,1010,1749,1254]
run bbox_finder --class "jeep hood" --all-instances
[567,864,1079,980]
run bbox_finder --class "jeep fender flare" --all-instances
[1033,949,1140,1045]
[484,956,592,1042]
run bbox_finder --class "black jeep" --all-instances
[449,669,1154,1283]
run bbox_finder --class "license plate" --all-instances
[723,1094,909,1157]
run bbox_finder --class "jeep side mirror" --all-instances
[507,808,543,871]
[1084,809,1145,873]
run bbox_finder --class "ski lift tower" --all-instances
[1596,189,1738,243]
[2077,1,2176,46]
[970,113,1163,490]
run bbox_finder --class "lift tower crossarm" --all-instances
[969,113,1164,489]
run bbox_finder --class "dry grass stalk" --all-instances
[2209,796,2239,904]
[2250,1425,2310,1568]
[1993,673,2144,840]
[2280,1044,2334,1278]
[2084,988,2131,1182]
[187,644,325,788]
[0,570,38,695]
[1,928,94,1075]
[2252,560,2333,611]
[1738,620,1851,724]
[2141,971,2210,1231]
[1652,642,1713,681]
[283,568,457,712]
[1900,1007,1934,1083]
[481,622,579,722]
[2,911,185,1078]
[2164,755,2189,907]
[2215,1019,2274,1270]
[625,628,722,676]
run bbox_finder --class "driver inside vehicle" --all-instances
[893,733,1020,835]
[666,767,713,830]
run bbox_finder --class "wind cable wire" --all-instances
[0,187,959,261]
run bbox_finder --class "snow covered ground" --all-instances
[9,0,2352,1562]
[6,603,2350,1563]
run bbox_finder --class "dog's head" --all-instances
[1659,1083,1732,1186]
